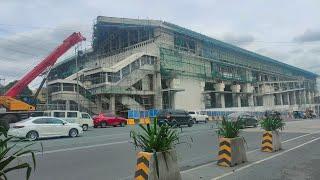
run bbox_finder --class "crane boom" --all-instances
[0,32,85,111]
[5,32,85,97]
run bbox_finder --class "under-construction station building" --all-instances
[47,16,319,116]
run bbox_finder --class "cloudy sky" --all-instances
[0,0,320,89]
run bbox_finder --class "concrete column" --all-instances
[307,91,311,104]
[302,90,307,104]
[109,95,116,114]
[232,94,241,107]
[263,95,275,106]
[276,94,283,105]
[292,91,296,105]
[310,92,314,104]
[253,96,257,106]
[286,93,290,105]
[215,93,225,108]
[221,94,225,108]
[214,83,225,108]
[65,100,70,110]
[231,84,241,107]
[142,76,150,91]
[296,91,301,105]
[96,95,103,113]
[153,60,162,109]
[248,95,254,107]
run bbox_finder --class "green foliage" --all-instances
[216,117,241,138]
[0,126,41,180]
[130,118,179,152]
[260,118,285,131]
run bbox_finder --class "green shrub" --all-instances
[0,126,41,180]
[130,118,179,152]
[130,119,183,178]
[216,117,241,138]
[260,118,285,131]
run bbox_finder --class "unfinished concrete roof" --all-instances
[97,16,318,78]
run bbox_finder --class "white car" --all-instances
[8,116,83,141]
[188,111,209,123]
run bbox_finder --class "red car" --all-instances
[93,113,127,128]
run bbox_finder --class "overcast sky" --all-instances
[0,0,320,89]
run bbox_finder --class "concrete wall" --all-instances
[172,77,205,111]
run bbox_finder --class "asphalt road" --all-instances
[7,121,314,180]
[220,136,320,180]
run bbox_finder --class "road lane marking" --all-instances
[181,130,320,173]
[212,136,320,180]
[21,140,129,156]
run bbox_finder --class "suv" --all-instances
[43,111,93,131]
[188,111,209,123]
[157,109,193,127]
[237,115,258,128]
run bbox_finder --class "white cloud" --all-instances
[0,0,320,89]
[293,29,320,43]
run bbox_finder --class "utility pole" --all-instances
[75,46,80,111]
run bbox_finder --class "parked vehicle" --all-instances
[305,109,317,119]
[92,113,127,128]
[293,111,306,119]
[8,116,83,141]
[188,111,209,123]
[157,109,193,127]
[237,114,258,128]
[264,110,281,120]
[43,111,93,131]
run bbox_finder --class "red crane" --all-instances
[5,32,86,97]
[0,32,85,111]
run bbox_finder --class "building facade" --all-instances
[47,16,319,115]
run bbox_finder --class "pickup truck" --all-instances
[188,111,209,123]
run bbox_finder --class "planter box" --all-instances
[217,137,247,167]
[261,131,281,152]
[134,150,181,180]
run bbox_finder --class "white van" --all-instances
[43,111,94,131]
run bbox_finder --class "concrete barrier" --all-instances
[217,137,247,167]
[261,131,281,152]
[127,119,135,125]
[134,150,181,180]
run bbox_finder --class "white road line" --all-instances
[181,130,320,173]
[212,136,320,180]
[23,140,129,156]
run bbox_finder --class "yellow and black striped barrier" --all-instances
[262,131,273,152]
[139,117,151,124]
[217,138,232,167]
[135,152,152,180]
[127,119,135,125]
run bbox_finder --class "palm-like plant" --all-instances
[130,118,179,152]
[0,126,41,180]
[216,117,241,138]
[260,118,285,131]
[130,118,181,178]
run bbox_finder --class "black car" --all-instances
[237,115,258,128]
[157,109,193,127]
